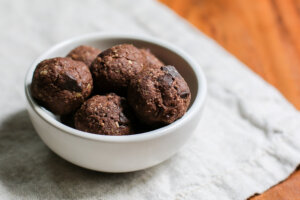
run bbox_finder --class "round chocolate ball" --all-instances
[74,94,134,135]
[128,65,191,126]
[90,44,145,93]
[67,45,101,67]
[140,48,164,68]
[31,57,93,115]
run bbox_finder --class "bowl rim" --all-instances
[24,32,207,143]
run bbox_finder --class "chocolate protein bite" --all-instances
[140,48,164,68]
[67,45,101,67]
[74,94,134,135]
[31,57,93,115]
[128,65,191,126]
[91,44,145,93]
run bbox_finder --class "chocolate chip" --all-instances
[61,73,82,92]
[179,91,190,99]
[176,80,190,99]
[158,74,173,86]
[161,65,180,78]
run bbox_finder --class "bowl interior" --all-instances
[25,34,204,139]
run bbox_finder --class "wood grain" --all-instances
[160,0,300,109]
[159,0,300,199]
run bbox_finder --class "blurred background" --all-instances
[161,0,300,110]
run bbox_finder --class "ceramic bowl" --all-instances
[24,33,207,172]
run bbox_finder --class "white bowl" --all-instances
[24,33,207,172]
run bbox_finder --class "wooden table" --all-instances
[159,0,300,199]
